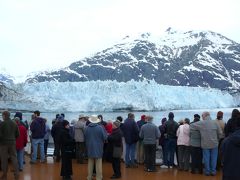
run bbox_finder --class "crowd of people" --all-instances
[0,109,240,180]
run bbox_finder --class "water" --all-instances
[8,107,238,127]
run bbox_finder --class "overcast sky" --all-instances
[0,0,239,78]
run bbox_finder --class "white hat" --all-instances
[88,115,101,124]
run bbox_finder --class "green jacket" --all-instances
[0,118,19,145]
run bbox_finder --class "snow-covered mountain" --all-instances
[0,81,237,112]
[0,69,15,84]
[26,28,240,90]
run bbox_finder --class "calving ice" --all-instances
[0,80,236,112]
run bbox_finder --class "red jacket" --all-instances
[105,122,113,135]
[16,122,28,150]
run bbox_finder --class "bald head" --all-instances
[2,111,10,120]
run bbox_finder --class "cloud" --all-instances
[0,0,239,77]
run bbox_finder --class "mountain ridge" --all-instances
[5,28,240,90]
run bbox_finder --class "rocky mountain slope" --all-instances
[25,28,240,90]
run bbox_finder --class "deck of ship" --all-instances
[0,156,222,180]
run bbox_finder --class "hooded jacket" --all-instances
[222,129,240,180]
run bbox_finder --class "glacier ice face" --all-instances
[0,80,236,112]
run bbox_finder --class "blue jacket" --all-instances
[222,129,240,180]
[122,118,139,144]
[30,117,46,139]
[84,123,107,158]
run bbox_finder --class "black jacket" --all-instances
[225,118,238,137]
[222,129,240,180]
[165,119,179,139]
[108,128,123,147]
[51,121,63,143]
[60,128,75,157]
[108,128,123,158]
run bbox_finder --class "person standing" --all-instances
[51,115,64,162]
[139,116,160,172]
[215,111,225,170]
[225,109,239,137]
[108,120,123,179]
[15,117,28,171]
[74,115,86,164]
[85,115,107,180]
[60,120,75,180]
[176,118,190,171]
[30,110,46,164]
[190,114,202,174]
[161,112,179,168]
[136,115,147,164]
[44,119,51,156]
[0,111,19,180]
[191,111,223,176]
[159,118,167,166]
[121,113,139,168]
[222,111,240,180]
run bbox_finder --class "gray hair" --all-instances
[202,111,211,121]
[146,116,153,122]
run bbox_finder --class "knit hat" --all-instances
[113,120,121,128]
[141,115,146,120]
[217,111,223,118]
[14,112,22,120]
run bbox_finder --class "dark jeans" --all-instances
[190,146,202,172]
[61,152,72,177]
[44,139,49,155]
[54,141,61,161]
[164,138,177,166]
[217,138,224,170]
[178,145,190,170]
[125,143,136,166]
[112,158,121,176]
[144,144,156,170]
[76,142,86,163]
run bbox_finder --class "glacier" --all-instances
[0,80,237,112]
